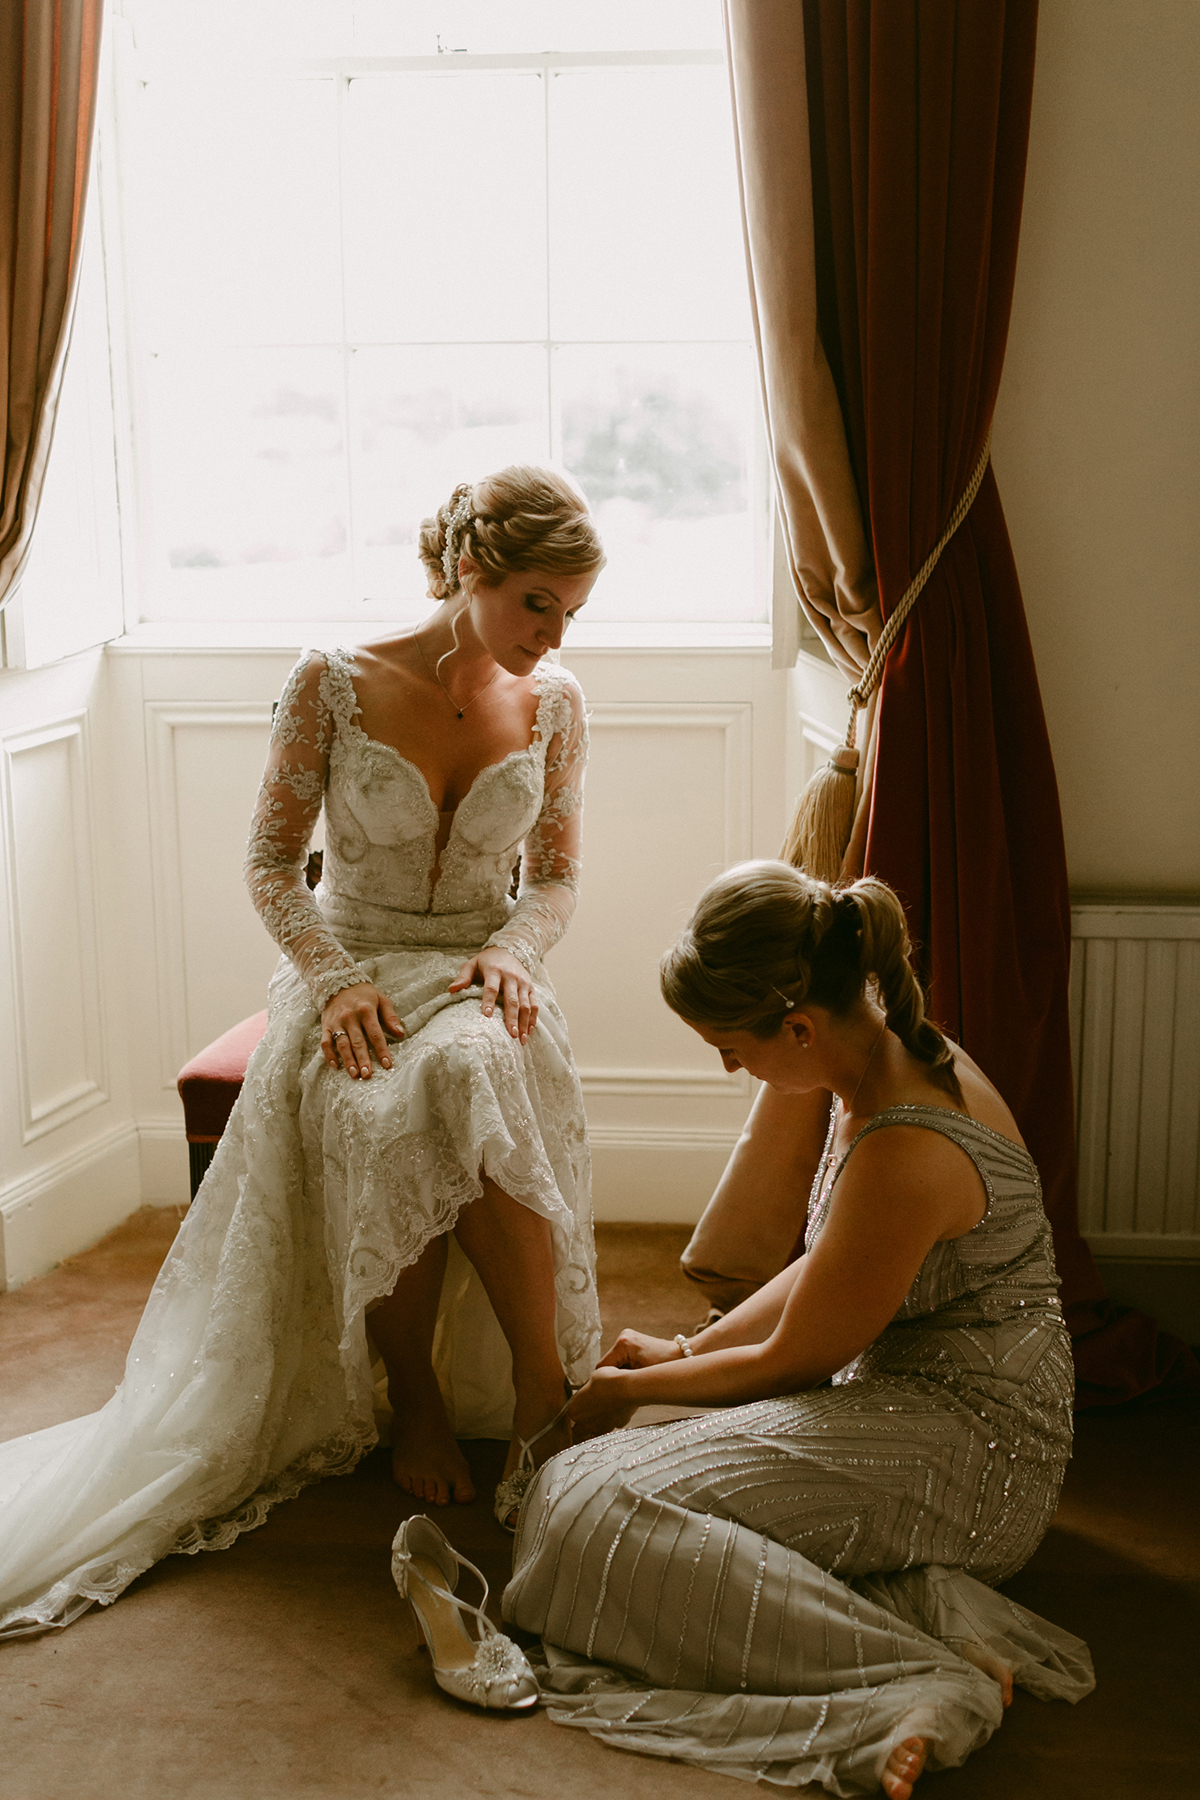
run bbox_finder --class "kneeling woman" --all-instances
[505,862,1093,1798]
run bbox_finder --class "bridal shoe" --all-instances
[391,1514,539,1711]
[493,1391,576,1533]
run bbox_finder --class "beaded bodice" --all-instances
[807,1104,1065,1331]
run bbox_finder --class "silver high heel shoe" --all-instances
[391,1514,539,1711]
[493,1391,575,1533]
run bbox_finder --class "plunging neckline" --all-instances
[337,653,552,827]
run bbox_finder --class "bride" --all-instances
[0,463,604,1637]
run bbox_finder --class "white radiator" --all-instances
[1070,904,1200,1258]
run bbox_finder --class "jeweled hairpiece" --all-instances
[441,492,475,587]
[771,984,798,1011]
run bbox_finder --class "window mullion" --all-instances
[543,66,554,463]
[336,71,356,608]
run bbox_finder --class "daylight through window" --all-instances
[121,0,767,632]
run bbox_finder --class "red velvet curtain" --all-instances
[800,0,1196,1405]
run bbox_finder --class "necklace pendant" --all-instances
[457,709,464,720]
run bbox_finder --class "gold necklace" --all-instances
[415,632,501,720]
[846,1016,888,1116]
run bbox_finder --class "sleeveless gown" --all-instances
[505,1105,1094,1794]
[0,648,600,1637]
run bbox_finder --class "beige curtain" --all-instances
[0,0,104,611]
[724,0,879,877]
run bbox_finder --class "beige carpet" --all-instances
[1,1209,1196,1800]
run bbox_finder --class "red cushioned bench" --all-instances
[177,1009,268,1199]
[178,851,324,1200]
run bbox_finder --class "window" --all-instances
[117,0,767,636]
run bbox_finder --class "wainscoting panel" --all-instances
[1,717,108,1142]
[146,702,281,1088]
[1071,904,1200,1257]
[119,644,788,1216]
[549,701,753,1102]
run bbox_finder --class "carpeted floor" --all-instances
[1,1208,1196,1800]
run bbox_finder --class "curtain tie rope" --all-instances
[842,428,992,751]
[781,429,992,882]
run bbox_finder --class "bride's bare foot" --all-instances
[494,1378,572,1527]
[391,1386,476,1505]
[880,1736,929,1800]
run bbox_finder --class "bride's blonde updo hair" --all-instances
[661,860,963,1102]
[417,464,605,601]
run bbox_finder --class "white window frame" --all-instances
[98,34,779,650]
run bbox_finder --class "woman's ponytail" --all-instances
[842,879,963,1103]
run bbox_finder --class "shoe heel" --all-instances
[392,1515,539,1711]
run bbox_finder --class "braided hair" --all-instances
[660,860,963,1103]
[417,465,605,601]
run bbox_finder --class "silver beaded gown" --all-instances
[505,1104,1094,1795]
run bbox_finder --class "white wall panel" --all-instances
[146,702,280,1085]
[2,719,107,1141]
[551,702,752,1099]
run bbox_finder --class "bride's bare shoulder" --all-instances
[345,633,424,691]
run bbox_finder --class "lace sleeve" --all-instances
[244,652,372,1011]
[484,672,588,972]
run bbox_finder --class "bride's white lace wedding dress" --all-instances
[0,647,599,1638]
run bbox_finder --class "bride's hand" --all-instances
[567,1366,639,1440]
[321,983,404,1078]
[597,1329,682,1371]
[449,948,539,1044]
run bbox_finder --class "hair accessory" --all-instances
[771,984,797,1011]
[441,490,475,587]
[673,1333,694,1358]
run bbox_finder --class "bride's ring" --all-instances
[330,1030,343,1044]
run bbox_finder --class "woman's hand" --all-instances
[449,947,539,1044]
[321,983,404,1078]
[597,1329,683,1371]
[566,1366,639,1441]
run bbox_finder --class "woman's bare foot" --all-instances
[880,1736,929,1800]
[391,1383,476,1505]
[957,1641,1014,1707]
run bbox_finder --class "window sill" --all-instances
[109,618,774,655]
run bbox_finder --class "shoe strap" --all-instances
[399,1554,498,1641]
[513,1389,577,1475]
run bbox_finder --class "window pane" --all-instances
[139,72,341,348]
[350,1,724,55]
[550,68,750,342]
[352,345,550,614]
[148,349,351,620]
[126,0,351,61]
[344,74,546,344]
[557,344,763,624]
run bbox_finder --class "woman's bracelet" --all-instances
[673,1333,694,1359]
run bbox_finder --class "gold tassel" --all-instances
[778,429,995,890]
[781,742,859,883]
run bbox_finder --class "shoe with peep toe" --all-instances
[493,1391,575,1533]
[391,1514,539,1711]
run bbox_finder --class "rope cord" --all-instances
[841,430,992,751]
